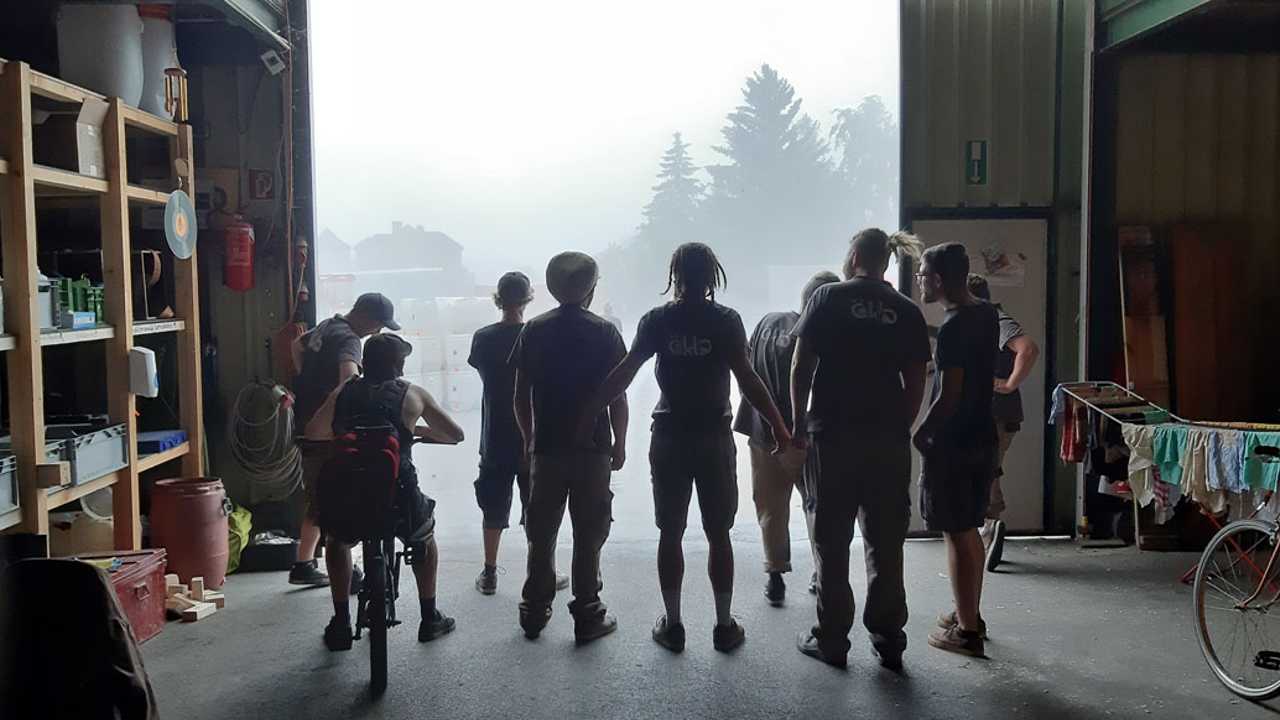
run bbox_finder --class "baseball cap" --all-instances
[352,292,400,331]
[495,271,534,308]
[546,251,598,305]
[362,333,413,379]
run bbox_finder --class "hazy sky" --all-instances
[312,1,899,275]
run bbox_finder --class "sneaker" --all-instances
[986,520,1007,571]
[555,572,570,591]
[712,618,746,653]
[476,566,498,595]
[289,559,329,587]
[651,614,686,653]
[872,645,904,672]
[575,613,618,644]
[764,572,786,607]
[419,609,456,642]
[936,610,988,639]
[323,616,353,651]
[796,631,846,668]
[928,624,985,658]
[808,572,818,596]
[520,605,552,639]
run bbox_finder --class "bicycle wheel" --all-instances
[1194,518,1280,700]
[364,542,388,695]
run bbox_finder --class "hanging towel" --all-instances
[1121,423,1157,507]
[1207,430,1245,494]
[1241,432,1280,492]
[1183,428,1224,514]
[1049,386,1069,425]
[1153,425,1189,489]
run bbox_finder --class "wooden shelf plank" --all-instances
[29,71,104,105]
[125,185,170,205]
[46,471,118,510]
[40,325,115,346]
[134,319,185,336]
[32,164,108,195]
[0,507,21,532]
[120,106,179,137]
[0,335,14,352]
[137,442,189,473]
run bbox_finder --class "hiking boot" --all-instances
[476,566,498,595]
[872,645,904,672]
[520,606,552,639]
[652,614,686,653]
[936,610,988,640]
[574,613,618,644]
[555,572,570,591]
[986,520,1007,571]
[419,609,456,642]
[796,631,846,668]
[765,572,786,607]
[712,618,746,653]
[808,572,818,595]
[323,616,353,651]
[928,624,985,658]
[289,559,329,587]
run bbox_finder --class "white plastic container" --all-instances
[444,334,472,370]
[57,4,144,107]
[139,7,180,116]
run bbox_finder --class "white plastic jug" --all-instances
[56,4,144,106]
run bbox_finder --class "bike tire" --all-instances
[365,544,388,696]
[1193,518,1280,701]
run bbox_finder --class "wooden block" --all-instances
[166,583,188,598]
[164,573,179,587]
[203,590,225,609]
[166,593,197,612]
[181,602,216,622]
[190,577,205,601]
[35,462,70,489]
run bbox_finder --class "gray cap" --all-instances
[496,271,534,307]
[352,292,400,331]
[546,252,598,305]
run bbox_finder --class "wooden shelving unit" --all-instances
[0,60,204,551]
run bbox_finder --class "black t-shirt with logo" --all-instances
[932,301,1000,446]
[468,321,524,468]
[632,300,747,431]
[510,305,626,455]
[792,278,931,434]
[732,311,799,447]
[294,316,364,429]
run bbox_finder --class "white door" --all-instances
[908,219,1048,533]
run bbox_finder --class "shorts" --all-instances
[475,461,531,530]
[394,477,437,547]
[299,443,329,522]
[650,427,738,534]
[919,442,997,533]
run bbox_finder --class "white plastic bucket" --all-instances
[56,4,144,106]
[139,8,179,116]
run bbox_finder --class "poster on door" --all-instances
[978,243,1027,287]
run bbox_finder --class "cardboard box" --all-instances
[32,98,109,178]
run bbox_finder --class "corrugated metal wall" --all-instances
[901,0,1059,208]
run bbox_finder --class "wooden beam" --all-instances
[0,62,49,539]
[32,165,109,194]
[120,105,179,137]
[29,70,105,105]
[137,441,190,473]
[101,99,141,551]
[125,185,170,205]
[172,124,205,477]
[45,471,120,511]
[39,325,115,346]
[35,462,70,489]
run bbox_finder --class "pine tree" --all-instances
[640,132,703,236]
[830,95,899,229]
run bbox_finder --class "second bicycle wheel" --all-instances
[365,546,388,696]
[1194,518,1280,700]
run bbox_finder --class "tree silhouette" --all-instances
[830,95,899,229]
[640,132,703,237]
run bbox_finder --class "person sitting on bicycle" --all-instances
[306,333,466,651]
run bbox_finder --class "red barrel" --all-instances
[150,477,231,588]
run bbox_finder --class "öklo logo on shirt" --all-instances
[668,336,713,357]
[850,299,898,324]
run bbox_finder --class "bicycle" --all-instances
[1193,446,1280,700]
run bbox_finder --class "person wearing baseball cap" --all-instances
[288,292,402,588]
[511,252,629,643]
[468,272,569,596]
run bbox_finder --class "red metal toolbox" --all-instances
[71,549,168,644]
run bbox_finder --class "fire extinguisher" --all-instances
[224,215,255,291]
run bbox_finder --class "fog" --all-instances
[311,0,900,309]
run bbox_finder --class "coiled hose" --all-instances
[228,381,301,504]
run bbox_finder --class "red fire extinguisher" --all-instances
[224,215,255,291]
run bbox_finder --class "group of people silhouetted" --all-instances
[289,227,1041,667]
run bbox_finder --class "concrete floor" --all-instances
[142,388,1275,719]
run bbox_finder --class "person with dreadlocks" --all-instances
[789,229,930,670]
[580,242,791,654]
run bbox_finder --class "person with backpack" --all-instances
[303,334,466,652]
[580,242,791,654]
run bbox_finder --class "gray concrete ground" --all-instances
[142,389,1276,719]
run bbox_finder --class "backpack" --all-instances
[316,422,401,544]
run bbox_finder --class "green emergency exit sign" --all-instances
[966,140,988,186]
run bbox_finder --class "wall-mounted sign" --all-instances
[966,140,988,186]
[249,169,275,200]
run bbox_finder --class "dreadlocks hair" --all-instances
[664,242,728,301]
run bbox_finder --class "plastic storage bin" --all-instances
[72,549,168,644]
[0,436,70,490]
[45,423,129,485]
[0,453,16,513]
